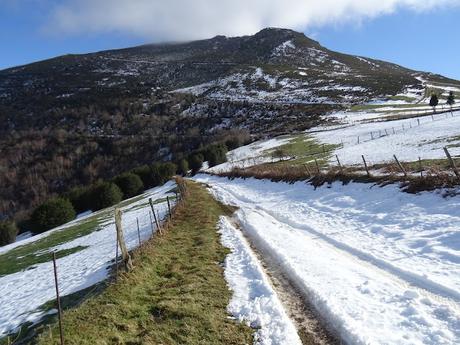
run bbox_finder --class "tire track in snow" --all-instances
[213,181,460,306]
[235,206,460,344]
[228,217,341,345]
[197,177,460,344]
[252,206,460,313]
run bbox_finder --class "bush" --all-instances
[159,162,177,179]
[188,153,204,174]
[90,182,123,211]
[131,165,154,188]
[177,159,189,176]
[203,144,228,167]
[150,163,165,187]
[113,173,144,198]
[64,186,93,214]
[30,198,76,233]
[132,162,176,189]
[0,221,18,246]
[150,162,177,187]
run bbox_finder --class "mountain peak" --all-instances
[252,27,320,48]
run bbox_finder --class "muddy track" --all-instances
[229,217,342,345]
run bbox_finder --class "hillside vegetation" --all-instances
[1,27,459,226]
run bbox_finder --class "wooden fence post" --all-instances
[362,155,370,177]
[418,157,423,178]
[443,147,460,178]
[314,159,321,174]
[115,233,119,280]
[166,196,172,220]
[52,252,65,345]
[393,155,407,177]
[114,208,133,272]
[336,155,343,172]
[149,199,163,235]
[136,218,141,246]
[149,211,155,236]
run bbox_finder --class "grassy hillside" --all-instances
[35,181,253,345]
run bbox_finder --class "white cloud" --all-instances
[47,0,460,41]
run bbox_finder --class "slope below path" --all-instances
[195,175,460,345]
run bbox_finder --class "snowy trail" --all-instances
[195,175,460,345]
[0,182,175,337]
[218,217,303,345]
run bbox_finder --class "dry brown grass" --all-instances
[218,163,460,194]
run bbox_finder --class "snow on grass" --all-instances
[196,175,460,345]
[218,216,302,345]
[207,137,291,173]
[0,182,176,337]
[313,110,460,165]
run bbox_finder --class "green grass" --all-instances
[418,135,460,148]
[125,195,177,213]
[0,282,110,345]
[266,134,338,167]
[0,187,173,277]
[388,95,417,102]
[0,214,108,277]
[350,102,429,113]
[35,181,253,345]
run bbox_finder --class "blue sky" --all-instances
[0,1,459,79]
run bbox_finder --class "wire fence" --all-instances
[2,181,188,345]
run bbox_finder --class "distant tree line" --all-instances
[0,138,245,246]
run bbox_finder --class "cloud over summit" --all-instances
[48,0,460,41]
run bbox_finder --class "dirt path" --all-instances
[230,217,341,345]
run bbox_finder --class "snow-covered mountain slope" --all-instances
[196,175,460,345]
[2,28,458,124]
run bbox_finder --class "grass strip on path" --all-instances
[36,181,253,345]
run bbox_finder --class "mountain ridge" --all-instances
[0,27,459,221]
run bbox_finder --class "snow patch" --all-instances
[218,217,302,345]
[272,40,296,57]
